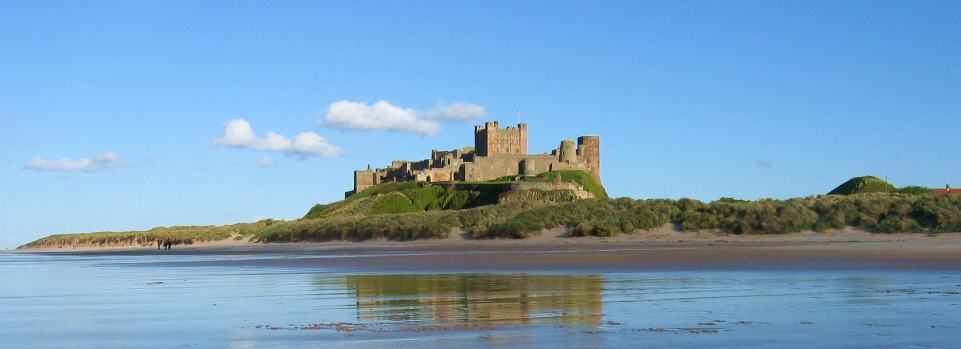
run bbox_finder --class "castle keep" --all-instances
[348,121,600,197]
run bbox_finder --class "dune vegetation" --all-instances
[20,174,961,249]
[22,193,961,249]
[19,220,278,249]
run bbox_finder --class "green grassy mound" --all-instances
[305,170,606,219]
[828,176,897,195]
[304,181,499,219]
[534,170,608,199]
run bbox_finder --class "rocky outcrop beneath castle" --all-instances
[497,188,580,204]
[436,180,594,204]
[502,181,594,200]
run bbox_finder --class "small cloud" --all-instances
[257,156,273,167]
[755,158,773,169]
[26,152,123,172]
[321,100,486,136]
[323,100,438,135]
[212,119,342,158]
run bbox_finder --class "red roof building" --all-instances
[933,186,961,196]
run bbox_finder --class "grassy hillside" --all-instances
[305,170,605,219]
[22,192,961,249]
[303,181,503,219]
[828,176,897,195]
[534,170,608,199]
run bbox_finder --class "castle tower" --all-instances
[474,121,527,156]
[519,159,536,176]
[558,139,577,163]
[352,169,378,196]
[577,136,600,182]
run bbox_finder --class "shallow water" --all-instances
[1,252,959,348]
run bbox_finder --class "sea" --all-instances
[1,251,959,348]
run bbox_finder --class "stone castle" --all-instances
[348,121,600,197]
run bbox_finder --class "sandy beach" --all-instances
[16,227,961,271]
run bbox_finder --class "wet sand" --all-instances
[18,228,961,271]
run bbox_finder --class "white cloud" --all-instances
[26,152,122,172]
[212,119,343,158]
[321,100,486,136]
[257,156,273,167]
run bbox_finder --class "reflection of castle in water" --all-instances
[344,274,604,327]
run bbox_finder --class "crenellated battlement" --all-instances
[474,122,527,157]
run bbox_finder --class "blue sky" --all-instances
[1,1,959,248]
